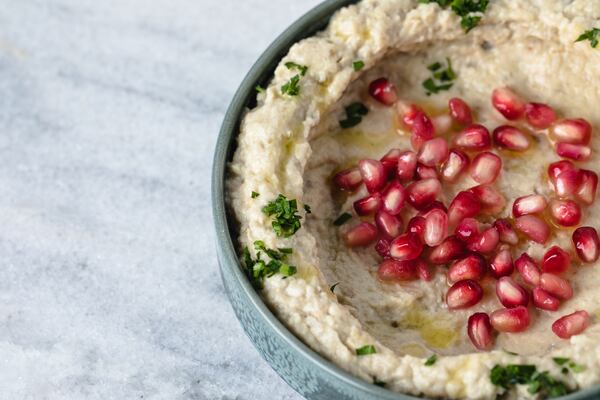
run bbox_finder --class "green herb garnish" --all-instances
[491,364,570,398]
[552,357,570,366]
[333,212,353,226]
[569,362,586,373]
[356,345,377,356]
[285,61,308,76]
[553,358,586,374]
[353,60,365,71]
[255,85,265,94]
[575,28,600,48]
[422,58,456,95]
[281,75,301,96]
[424,354,438,366]
[241,242,297,288]
[419,0,489,32]
[304,204,312,214]
[339,102,369,128]
[262,194,303,237]
[251,191,260,198]
[330,282,340,292]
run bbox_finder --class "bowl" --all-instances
[211,1,600,398]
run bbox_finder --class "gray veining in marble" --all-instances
[1,1,322,398]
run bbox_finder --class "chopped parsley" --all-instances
[241,241,297,288]
[490,364,569,398]
[251,191,260,198]
[553,358,586,373]
[333,212,353,226]
[330,282,340,292]
[281,75,301,96]
[575,28,600,48]
[339,102,369,128]
[255,85,265,94]
[424,354,438,366]
[285,61,308,76]
[552,357,570,366]
[304,204,312,214]
[422,58,456,95]
[356,345,377,356]
[419,0,489,32]
[262,194,304,237]
[353,60,365,71]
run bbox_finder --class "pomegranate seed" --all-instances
[358,159,386,193]
[416,163,438,180]
[549,199,581,227]
[390,233,424,261]
[423,209,448,246]
[467,313,494,350]
[407,216,426,240]
[380,148,402,177]
[375,238,391,258]
[572,226,600,263]
[556,142,591,161]
[469,185,507,215]
[418,137,449,167]
[428,235,466,264]
[406,178,442,210]
[532,287,560,311]
[467,226,500,254]
[515,253,541,286]
[470,152,502,185]
[490,247,514,279]
[417,200,447,217]
[375,210,403,240]
[541,246,571,274]
[494,219,519,245]
[381,181,406,215]
[491,87,526,120]
[396,151,418,181]
[369,78,398,106]
[441,149,470,183]
[525,102,557,129]
[576,169,598,205]
[455,218,480,243]
[515,215,550,244]
[343,222,378,247]
[447,191,482,228]
[493,125,530,151]
[333,167,362,191]
[552,311,590,339]
[411,111,435,151]
[433,114,453,135]
[449,97,473,125]
[353,193,382,216]
[378,259,418,281]
[453,124,491,151]
[446,280,483,310]
[448,254,486,282]
[540,273,573,300]
[398,103,423,128]
[512,194,547,217]
[496,277,529,308]
[415,258,433,281]
[551,118,592,145]
[548,160,577,183]
[490,306,530,333]
[554,168,582,198]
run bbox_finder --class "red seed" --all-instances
[423,209,448,246]
[407,216,426,240]
[380,148,402,177]
[447,191,482,228]
[343,222,378,247]
[375,210,403,240]
[396,150,418,181]
[548,160,577,183]
[375,238,391,258]
[368,78,398,106]
[490,306,530,333]
[448,253,487,282]
[576,169,598,205]
[525,102,557,129]
[496,277,529,308]
[552,311,590,339]
[453,124,491,151]
[377,259,418,281]
[353,193,382,216]
[467,226,500,254]
[428,235,466,264]
[446,280,483,310]
[551,118,592,145]
[449,97,473,125]
[415,258,433,281]
[390,233,424,261]
[532,287,560,311]
[470,152,502,185]
[381,181,406,215]
[333,167,362,191]
[410,111,435,151]
[441,149,470,183]
[512,194,547,217]
[467,313,494,350]
[541,246,571,274]
[540,273,573,300]
[417,200,448,217]
[490,247,514,279]
[514,215,550,244]
[494,219,519,245]
[398,103,423,128]
[515,253,541,286]
[556,142,591,161]
[491,87,526,120]
[549,199,581,227]
[493,125,530,151]
[406,178,442,210]
[554,168,582,198]
[469,185,507,215]
[572,226,600,263]
[358,159,387,193]
[416,163,438,180]
[418,137,449,167]
[455,218,480,243]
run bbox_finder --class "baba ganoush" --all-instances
[226,0,600,398]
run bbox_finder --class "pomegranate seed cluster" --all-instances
[334,79,598,350]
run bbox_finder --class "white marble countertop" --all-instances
[1,0,322,398]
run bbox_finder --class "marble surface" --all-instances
[1,0,322,398]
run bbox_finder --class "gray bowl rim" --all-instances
[211,0,600,398]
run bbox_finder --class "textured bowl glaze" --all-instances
[211,1,600,399]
